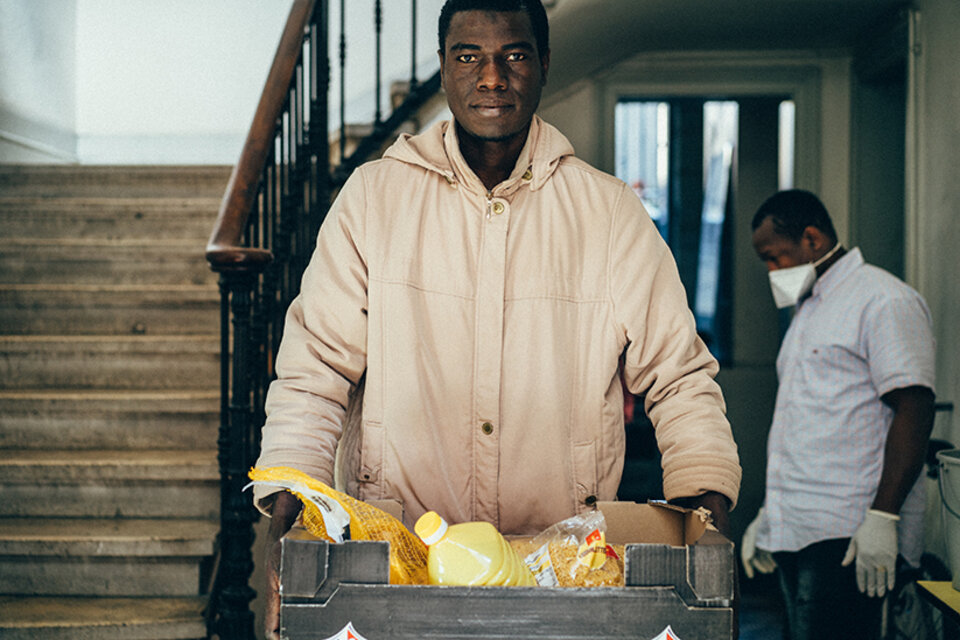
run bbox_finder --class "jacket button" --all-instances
[522,169,533,181]
[584,495,597,506]
[491,201,505,215]
[481,421,494,435]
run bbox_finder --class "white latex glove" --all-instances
[741,509,777,579]
[841,509,899,598]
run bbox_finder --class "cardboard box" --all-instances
[278,501,735,640]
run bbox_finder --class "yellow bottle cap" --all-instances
[415,511,449,546]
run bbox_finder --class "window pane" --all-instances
[614,101,670,237]
[779,100,796,190]
[694,102,738,327]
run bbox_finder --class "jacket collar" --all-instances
[382,114,575,196]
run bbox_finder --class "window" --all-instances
[615,97,795,363]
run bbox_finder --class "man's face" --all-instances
[751,216,814,271]
[439,10,549,143]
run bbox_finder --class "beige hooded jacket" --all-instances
[254,116,740,534]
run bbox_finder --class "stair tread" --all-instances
[0,518,219,556]
[0,595,207,629]
[0,449,217,466]
[0,389,219,401]
[0,195,221,206]
[0,517,218,538]
[2,237,207,247]
[0,283,216,292]
[0,334,218,342]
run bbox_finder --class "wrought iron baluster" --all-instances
[374,0,383,124]
[214,272,258,640]
[339,0,346,163]
[410,0,418,89]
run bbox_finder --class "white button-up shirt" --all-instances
[757,248,935,566]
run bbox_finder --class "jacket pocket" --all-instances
[572,440,599,513]
[355,420,384,500]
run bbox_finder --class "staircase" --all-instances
[0,165,229,639]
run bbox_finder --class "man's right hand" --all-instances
[741,509,777,579]
[265,491,303,640]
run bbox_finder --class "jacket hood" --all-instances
[381,115,575,194]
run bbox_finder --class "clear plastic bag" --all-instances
[514,510,625,587]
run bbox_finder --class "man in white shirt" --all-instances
[741,189,936,639]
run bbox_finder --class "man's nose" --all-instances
[477,58,507,90]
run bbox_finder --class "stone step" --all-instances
[0,517,218,557]
[0,557,210,598]
[0,390,218,450]
[0,450,219,518]
[0,197,219,241]
[0,335,220,391]
[0,239,215,286]
[0,285,219,336]
[0,165,232,199]
[0,596,208,640]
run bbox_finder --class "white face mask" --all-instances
[767,243,842,309]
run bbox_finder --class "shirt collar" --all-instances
[809,247,863,300]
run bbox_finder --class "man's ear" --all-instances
[540,49,550,85]
[801,225,828,253]
[438,50,446,89]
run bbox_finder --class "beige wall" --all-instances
[915,0,960,444]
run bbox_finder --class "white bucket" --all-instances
[937,449,960,589]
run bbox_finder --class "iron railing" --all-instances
[204,0,439,636]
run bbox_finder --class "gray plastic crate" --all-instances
[278,502,734,640]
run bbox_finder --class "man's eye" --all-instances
[506,52,527,61]
[456,54,477,63]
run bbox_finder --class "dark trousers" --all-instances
[772,538,884,640]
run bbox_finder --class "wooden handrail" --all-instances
[205,0,317,273]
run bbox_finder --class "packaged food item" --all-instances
[414,511,536,586]
[246,466,428,585]
[513,510,625,587]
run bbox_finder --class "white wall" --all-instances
[75,0,293,164]
[0,0,77,163]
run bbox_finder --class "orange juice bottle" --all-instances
[414,511,535,586]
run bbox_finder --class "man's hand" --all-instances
[740,509,777,579]
[264,491,303,640]
[841,509,899,598]
[671,491,731,537]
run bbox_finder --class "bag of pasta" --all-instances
[513,510,625,587]
[246,466,428,585]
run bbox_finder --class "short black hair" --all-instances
[751,189,838,243]
[438,0,549,59]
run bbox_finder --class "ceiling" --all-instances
[544,0,910,93]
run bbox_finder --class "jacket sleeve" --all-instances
[610,185,741,508]
[252,169,369,514]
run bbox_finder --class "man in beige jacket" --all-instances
[259,0,741,636]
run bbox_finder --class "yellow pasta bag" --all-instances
[512,510,625,587]
[246,466,428,585]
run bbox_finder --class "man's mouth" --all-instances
[472,103,514,115]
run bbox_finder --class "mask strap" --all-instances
[812,242,842,268]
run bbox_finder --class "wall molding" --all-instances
[0,127,77,163]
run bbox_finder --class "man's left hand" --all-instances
[671,491,730,537]
[841,509,899,597]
